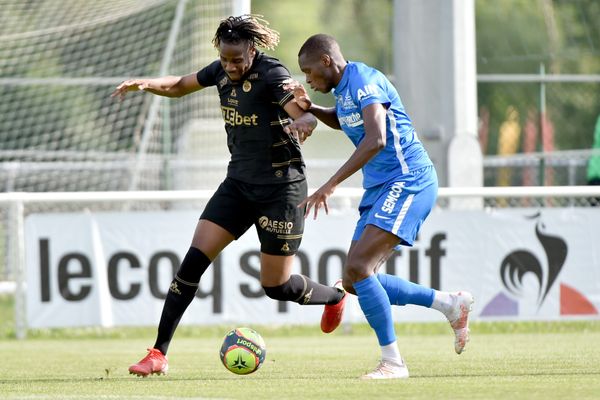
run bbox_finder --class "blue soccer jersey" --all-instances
[334,62,432,188]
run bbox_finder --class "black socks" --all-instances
[153,248,345,355]
[154,247,211,355]
[263,274,344,305]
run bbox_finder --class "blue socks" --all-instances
[377,273,435,307]
[353,274,436,347]
[353,275,396,346]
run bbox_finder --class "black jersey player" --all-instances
[112,15,346,377]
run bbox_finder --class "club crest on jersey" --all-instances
[357,84,379,101]
[243,80,252,92]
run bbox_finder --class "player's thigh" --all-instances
[197,178,255,257]
[259,253,296,287]
[345,225,399,282]
[190,219,235,260]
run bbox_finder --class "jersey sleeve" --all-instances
[265,63,294,108]
[196,60,221,87]
[351,70,392,110]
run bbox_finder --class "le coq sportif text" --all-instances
[36,234,447,313]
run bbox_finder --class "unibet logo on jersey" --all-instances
[221,106,258,127]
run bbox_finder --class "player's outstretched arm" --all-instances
[111,73,203,100]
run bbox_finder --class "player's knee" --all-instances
[176,247,211,285]
[342,263,371,293]
[344,262,370,283]
[341,277,355,295]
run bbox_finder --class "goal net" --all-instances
[0,0,239,192]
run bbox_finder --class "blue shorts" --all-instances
[352,166,438,246]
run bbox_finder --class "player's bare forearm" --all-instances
[309,104,341,130]
[327,104,387,186]
[143,76,186,97]
[329,138,382,187]
[111,73,201,100]
[300,140,380,219]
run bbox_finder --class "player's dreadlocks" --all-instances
[213,14,279,50]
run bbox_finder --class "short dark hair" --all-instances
[213,14,279,50]
[298,33,340,59]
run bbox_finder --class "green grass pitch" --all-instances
[1,294,599,399]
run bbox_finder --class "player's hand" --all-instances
[284,117,316,144]
[111,79,149,100]
[298,181,336,219]
[283,80,312,111]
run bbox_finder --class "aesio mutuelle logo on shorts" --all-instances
[258,216,294,234]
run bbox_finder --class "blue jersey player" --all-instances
[286,34,474,379]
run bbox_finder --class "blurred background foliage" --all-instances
[474,0,600,160]
[252,0,393,108]
[254,0,600,158]
[1,0,599,187]
[476,0,600,75]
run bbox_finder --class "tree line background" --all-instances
[253,0,600,156]
[1,0,599,177]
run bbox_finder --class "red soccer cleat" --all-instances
[129,348,168,377]
[320,280,347,333]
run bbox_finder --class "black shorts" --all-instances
[200,177,307,256]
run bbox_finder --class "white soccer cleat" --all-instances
[361,359,409,380]
[447,291,474,354]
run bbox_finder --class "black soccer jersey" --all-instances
[196,52,306,184]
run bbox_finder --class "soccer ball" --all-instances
[219,327,266,375]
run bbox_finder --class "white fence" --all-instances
[2,185,600,339]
